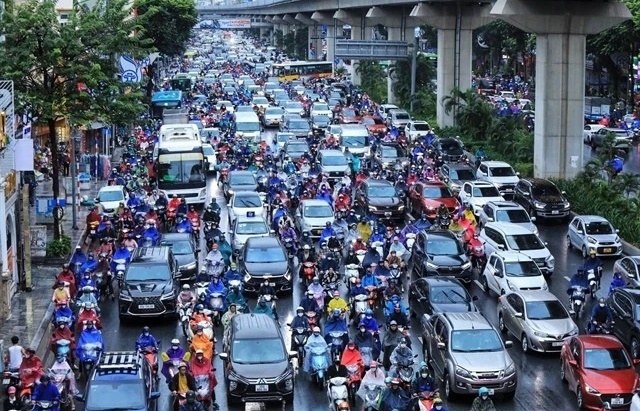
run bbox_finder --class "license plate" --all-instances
[612,398,624,405]
[384,212,392,217]
[487,389,495,395]
[2,378,10,384]
[552,210,559,215]
[138,304,155,309]
[603,248,612,253]
[552,342,564,347]
[255,385,269,392]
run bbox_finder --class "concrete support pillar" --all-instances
[259,27,268,40]
[307,25,322,60]
[490,0,631,178]
[334,10,366,85]
[326,24,336,63]
[310,12,336,63]
[385,27,404,105]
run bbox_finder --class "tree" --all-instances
[0,0,150,240]
[135,0,197,97]
[355,61,387,103]
[388,54,436,110]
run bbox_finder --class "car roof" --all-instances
[233,191,261,198]
[231,313,281,339]
[481,160,513,167]
[578,335,624,349]
[160,233,192,242]
[422,181,448,188]
[99,185,125,192]
[511,290,560,302]
[521,177,556,187]
[131,246,171,262]
[301,199,332,207]
[418,276,465,288]
[465,181,495,187]
[576,215,609,223]
[319,149,346,156]
[446,163,474,171]
[491,250,535,262]
[485,222,534,235]
[245,236,281,247]
[442,312,492,330]
[366,179,393,187]
[411,120,429,124]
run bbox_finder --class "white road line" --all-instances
[474,279,486,291]
[563,276,572,282]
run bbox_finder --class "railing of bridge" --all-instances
[197,0,288,10]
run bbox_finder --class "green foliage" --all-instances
[46,236,72,258]
[355,61,387,103]
[389,54,436,110]
[294,27,309,59]
[474,21,534,75]
[135,0,197,57]
[274,29,284,49]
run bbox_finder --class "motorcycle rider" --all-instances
[175,215,193,234]
[589,297,614,334]
[388,338,414,378]
[20,347,44,387]
[205,243,224,268]
[169,363,197,399]
[135,326,159,351]
[378,378,411,411]
[51,281,71,305]
[177,197,189,215]
[30,375,60,411]
[155,191,168,208]
[190,325,214,362]
[143,220,160,246]
[388,236,409,266]
[289,306,311,350]
[50,322,76,362]
[205,276,227,300]
[326,356,348,380]
[189,305,211,333]
[54,264,77,298]
[303,326,330,373]
[222,262,242,286]
[180,391,203,411]
[387,304,410,327]
[383,321,406,370]
[3,386,20,411]
[79,254,98,276]
[411,362,439,397]
[50,355,79,405]
[168,194,181,211]
[470,387,496,411]
[320,221,336,245]
[126,192,142,209]
[567,269,589,296]
[610,271,627,295]
[349,278,367,299]
[161,339,188,385]
[225,285,248,313]
[189,350,219,410]
[253,296,277,321]
[178,284,197,305]
[360,309,380,333]
[76,320,104,362]
[221,304,238,329]
[301,290,322,315]
[111,242,132,273]
[53,300,75,328]
[202,206,219,224]
[583,248,603,286]
[431,398,447,411]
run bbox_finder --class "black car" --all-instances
[439,163,477,192]
[280,140,309,163]
[430,138,465,162]
[410,230,473,283]
[409,277,478,317]
[159,233,199,281]
[311,114,331,131]
[220,313,295,404]
[514,177,571,220]
[223,171,258,201]
[609,287,640,358]
[117,246,179,320]
[354,179,405,222]
[371,143,410,170]
[76,352,160,411]
[239,236,292,294]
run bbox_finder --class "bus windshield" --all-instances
[157,152,205,185]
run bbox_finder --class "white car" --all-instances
[310,102,332,118]
[215,100,235,113]
[482,251,548,296]
[228,191,265,224]
[295,199,335,238]
[251,96,270,111]
[202,143,217,173]
[262,106,285,127]
[274,132,295,150]
[476,161,520,200]
[378,104,399,121]
[95,185,128,217]
[406,120,431,141]
[459,181,505,215]
[631,393,640,411]
[283,101,306,117]
[231,215,270,250]
[567,215,623,258]
[583,124,605,143]
[478,201,538,235]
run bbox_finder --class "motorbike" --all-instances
[189,317,214,341]
[355,250,366,265]
[206,261,224,278]
[587,268,600,299]
[465,235,486,271]
[305,311,318,328]
[190,217,201,242]
[352,294,369,327]
[178,301,194,337]
[362,383,383,411]
[33,400,57,411]
[171,391,187,411]
[283,238,296,261]
[327,377,349,411]
[208,293,225,327]
[569,286,587,318]
[588,320,614,335]
[328,331,348,361]
[404,233,417,251]
[113,259,127,278]
[345,364,362,406]
[310,346,329,389]
[193,373,213,410]
[417,391,439,411]
[388,264,403,293]
[344,264,360,290]
[302,262,317,287]
[49,368,72,411]
[1,371,24,404]
[88,221,100,241]
[195,282,208,300]
[55,339,72,361]
[290,327,309,367]
[140,344,159,376]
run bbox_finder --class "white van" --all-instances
[234,111,262,142]
[339,124,370,158]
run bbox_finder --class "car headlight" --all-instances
[199,188,206,198]
[533,226,539,236]
[505,363,516,376]
[569,327,579,336]
[426,262,438,269]
[228,381,238,391]
[284,271,291,281]
[461,261,472,270]
[615,235,621,243]
[546,255,555,268]
[451,183,461,191]
[161,292,174,300]
[587,236,597,244]
[119,293,132,301]
[284,378,294,391]
[542,282,548,290]
[534,201,545,209]
[369,205,378,211]
[182,262,197,270]
[455,366,472,378]
[585,384,600,394]
[564,202,571,209]
[244,273,252,282]
[507,280,518,291]
[532,329,547,338]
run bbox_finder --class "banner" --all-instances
[214,19,251,29]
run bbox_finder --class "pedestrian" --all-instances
[4,335,24,372]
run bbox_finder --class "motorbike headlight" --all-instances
[585,384,600,394]
[398,205,405,211]
[426,262,438,269]
[587,236,597,244]
[505,363,516,376]
[119,292,132,301]
[244,273,252,282]
[455,366,472,378]
[461,261,472,270]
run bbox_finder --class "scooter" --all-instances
[55,339,72,363]
[587,269,600,299]
[78,342,102,379]
[328,331,348,361]
[178,301,193,337]
[195,282,208,300]
[417,391,439,411]
[290,327,309,367]
[344,264,360,290]
[327,376,349,411]
[362,383,383,411]
[355,250,366,265]
[388,264,403,293]
[404,233,417,251]
[208,293,225,327]
[352,294,368,326]
[345,364,362,406]
[302,262,317,287]
[569,286,587,318]
[113,259,127,277]
[49,367,72,411]
[140,344,160,376]
[310,346,329,389]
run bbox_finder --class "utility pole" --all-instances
[71,129,80,230]
[410,27,421,112]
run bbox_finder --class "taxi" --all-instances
[231,213,271,250]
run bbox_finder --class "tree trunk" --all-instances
[48,118,61,240]
[146,63,156,99]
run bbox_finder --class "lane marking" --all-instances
[564,276,572,282]
[474,279,486,291]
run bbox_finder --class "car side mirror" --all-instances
[530,216,536,222]
[149,392,161,400]
[514,312,523,318]
[616,229,620,233]
[505,341,514,348]
[497,244,505,251]
[577,230,583,235]
[437,342,445,350]
[218,353,228,360]
[196,248,201,253]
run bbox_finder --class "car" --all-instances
[326,124,343,138]
[497,291,578,353]
[371,143,410,170]
[228,191,265,223]
[411,230,473,283]
[339,107,361,124]
[202,143,217,173]
[280,116,311,138]
[317,150,351,181]
[280,140,310,163]
[407,181,460,220]
[231,214,271,250]
[514,178,571,220]
[408,277,478,318]
[613,256,640,287]
[560,335,640,410]
[583,124,606,143]
[481,251,548,296]
[223,171,258,201]
[386,109,412,129]
[429,137,465,162]
[159,233,199,281]
[609,287,640,360]
[235,105,254,113]
[75,352,161,411]
[354,179,405,222]
[378,104,399,121]
[479,222,555,276]
[406,120,431,141]
[117,246,179,320]
[219,313,295,404]
[95,185,128,217]
[478,201,538,235]
[239,236,292,294]
[273,132,295,150]
[421,312,517,400]
[567,215,622,258]
[339,124,370,158]
[438,163,477,192]
[458,181,505,216]
[361,115,388,135]
[590,127,632,151]
[283,101,306,117]
[310,114,331,130]
[201,127,221,144]
[262,106,284,127]
[310,101,332,117]
[295,199,335,238]
[251,96,270,111]
[215,100,234,113]
[476,161,520,200]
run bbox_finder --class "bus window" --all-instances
[157,153,205,184]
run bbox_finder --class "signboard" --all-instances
[119,55,143,83]
[30,226,46,258]
[214,19,251,29]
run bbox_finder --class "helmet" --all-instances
[296,306,304,312]
[598,297,606,304]
[182,284,191,291]
[196,304,204,311]
[185,391,196,403]
[7,386,16,394]
[369,361,378,368]
[312,326,321,333]
[303,244,311,250]
[478,387,489,396]
[433,398,443,404]
[365,308,373,316]
[171,338,180,345]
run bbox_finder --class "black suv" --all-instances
[354,179,405,222]
[117,246,179,320]
[76,351,160,411]
[429,137,465,162]
[609,287,640,359]
[220,313,295,405]
[240,237,292,294]
[410,230,473,283]
[514,177,571,220]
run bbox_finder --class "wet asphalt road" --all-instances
[90,133,640,411]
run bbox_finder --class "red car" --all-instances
[560,335,640,410]
[407,181,460,220]
[361,115,388,134]
[339,108,361,124]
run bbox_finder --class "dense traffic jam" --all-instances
[5,29,640,411]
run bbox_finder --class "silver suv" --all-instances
[421,312,517,400]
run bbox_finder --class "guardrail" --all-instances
[197,0,289,10]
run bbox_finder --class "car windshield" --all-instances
[287,144,308,153]
[290,121,309,129]
[449,169,475,180]
[313,115,330,123]
[202,145,215,155]
[342,136,368,147]
[266,107,283,115]
[314,103,329,111]
[285,102,303,110]
[451,330,503,352]
[489,167,516,177]
[496,209,530,223]
[322,155,348,166]
[304,205,334,218]
[430,286,469,304]
[505,261,541,277]
[98,190,124,202]
[473,186,501,197]
[413,123,431,131]
[342,109,357,117]
[363,117,384,125]
[531,184,561,197]
[233,195,262,208]
[505,234,545,250]
[229,175,256,185]
[440,140,462,151]
[236,221,268,235]
[126,264,171,281]
[394,112,410,120]
[382,146,406,158]
[253,97,268,104]
[232,338,287,364]
[525,300,568,320]
[585,221,614,235]
[584,348,631,370]
[426,238,462,255]
[424,187,453,199]
[161,240,193,255]
[367,186,398,198]
[86,380,146,410]
[277,133,294,142]
[236,121,261,132]
[245,247,286,263]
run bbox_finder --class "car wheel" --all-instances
[582,246,588,259]
[498,313,507,334]
[577,386,585,410]
[443,374,456,401]
[521,333,530,353]
[567,235,573,249]
[481,274,490,294]
[632,337,640,359]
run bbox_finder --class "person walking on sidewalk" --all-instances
[4,336,25,372]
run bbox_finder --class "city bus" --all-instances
[150,90,183,119]
[272,61,333,82]
[154,124,207,204]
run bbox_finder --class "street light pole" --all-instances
[410,27,420,113]
[71,129,79,230]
